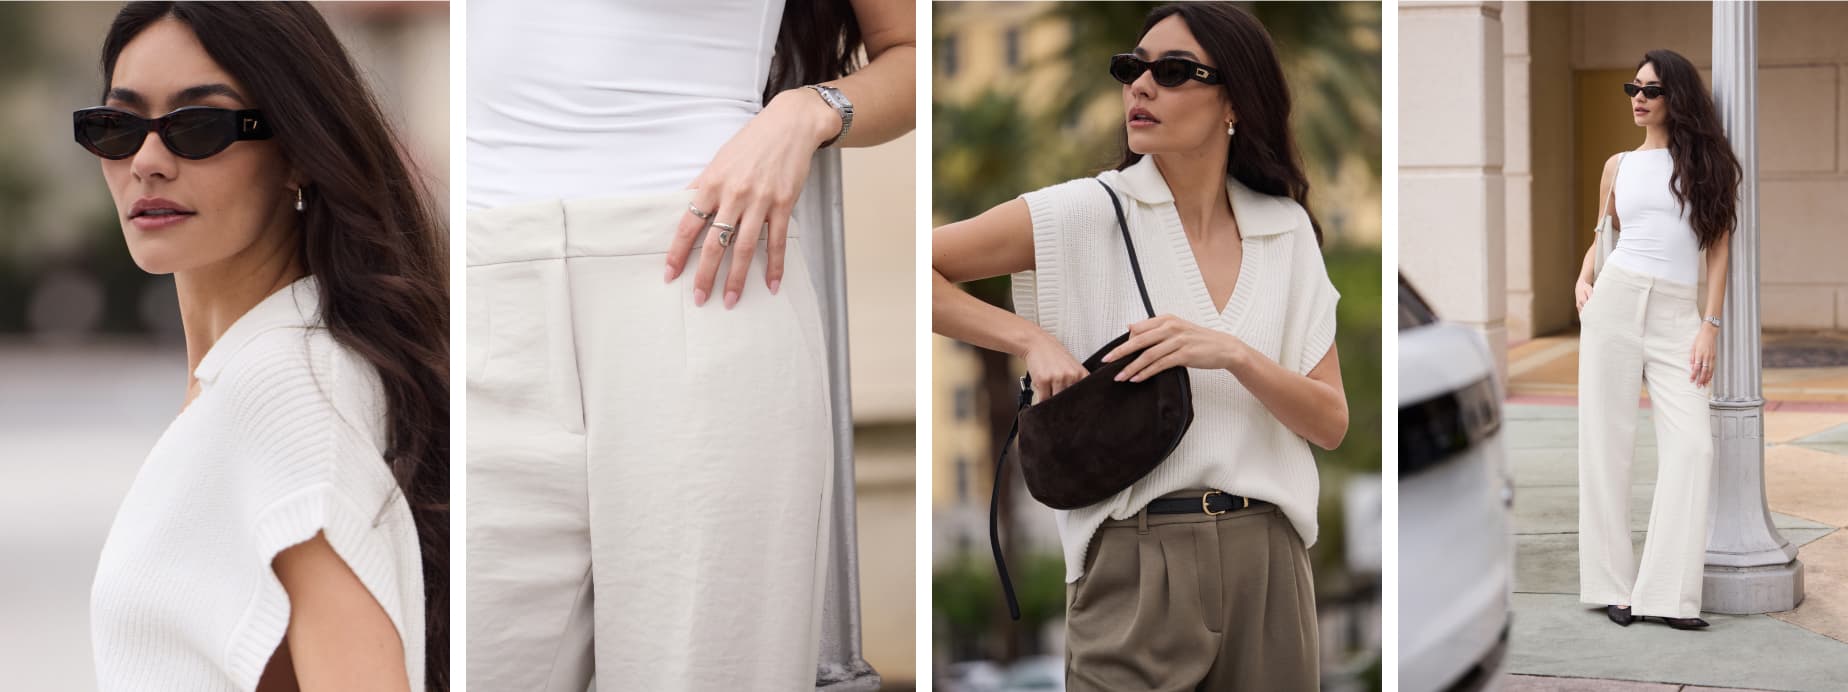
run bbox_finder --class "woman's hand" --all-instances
[1575,278,1595,312]
[1023,331,1088,402]
[1691,322,1718,386]
[664,88,839,309]
[1103,314,1246,383]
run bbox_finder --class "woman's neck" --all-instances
[175,224,306,401]
[1641,124,1670,150]
[1151,149,1235,241]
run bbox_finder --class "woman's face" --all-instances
[101,18,296,276]
[1122,15,1233,157]
[1630,62,1669,129]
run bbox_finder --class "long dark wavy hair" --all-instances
[101,3,449,689]
[763,0,863,101]
[1637,49,1741,250]
[1116,3,1323,246]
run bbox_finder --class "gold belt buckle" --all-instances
[1202,490,1226,516]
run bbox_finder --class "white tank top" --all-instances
[1607,148,1702,285]
[467,0,787,209]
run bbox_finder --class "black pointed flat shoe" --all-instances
[1654,616,1710,630]
[1606,605,1634,626]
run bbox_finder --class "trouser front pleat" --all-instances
[465,190,835,691]
[1063,493,1319,691]
[1577,262,1714,619]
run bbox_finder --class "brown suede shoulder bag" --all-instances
[989,179,1195,619]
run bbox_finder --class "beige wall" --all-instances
[1400,0,1510,377]
[840,132,918,681]
[1510,2,1578,341]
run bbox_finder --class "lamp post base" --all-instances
[1702,559,1805,614]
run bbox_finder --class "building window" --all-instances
[953,385,974,420]
[1004,27,1021,68]
[955,456,970,503]
[943,34,959,77]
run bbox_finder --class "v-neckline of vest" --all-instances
[1159,202,1254,327]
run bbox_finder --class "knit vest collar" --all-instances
[1107,155,1301,238]
[194,275,323,384]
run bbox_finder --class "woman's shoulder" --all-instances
[212,326,386,427]
[208,327,393,486]
[1017,174,1121,231]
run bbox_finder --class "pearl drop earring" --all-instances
[1227,122,1236,136]
[294,187,305,212]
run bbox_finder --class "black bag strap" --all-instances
[1099,180,1157,320]
[988,178,1147,621]
[988,380,1033,621]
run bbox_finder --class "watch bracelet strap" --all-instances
[807,84,851,148]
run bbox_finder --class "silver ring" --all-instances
[688,202,713,220]
[712,221,737,247]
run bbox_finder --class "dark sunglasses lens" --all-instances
[162,109,236,159]
[1109,56,1143,85]
[1150,59,1192,87]
[1623,83,1664,99]
[78,112,145,159]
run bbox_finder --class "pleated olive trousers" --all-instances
[465,190,835,690]
[1577,261,1715,619]
[1064,492,1319,691]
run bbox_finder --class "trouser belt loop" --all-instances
[1137,506,1150,535]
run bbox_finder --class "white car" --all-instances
[1398,277,1514,692]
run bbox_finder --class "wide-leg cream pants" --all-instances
[465,190,835,690]
[1577,262,1714,619]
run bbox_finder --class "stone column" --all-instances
[1400,0,1508,379]
[1703,0,1804,614]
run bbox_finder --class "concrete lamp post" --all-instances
[1702,0,1804,615]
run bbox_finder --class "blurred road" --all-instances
[0,340,184,690]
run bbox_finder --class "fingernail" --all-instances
[724,291,739,310]
[693,289,708,306]
[664,266,675,282]
[769,279,781,294]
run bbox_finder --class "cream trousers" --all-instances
[1576,261,1714,618]
[465,190,835,690]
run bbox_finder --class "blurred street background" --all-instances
[929,3,1383,690]
[0,3,448,688]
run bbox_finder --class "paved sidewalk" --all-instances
[1503,400,1848,691]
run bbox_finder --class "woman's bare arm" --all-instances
[932,198,1088,398]
[261,532,409,692]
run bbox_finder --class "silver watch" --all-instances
[805,84,853,148]
[1704,316,1722,328]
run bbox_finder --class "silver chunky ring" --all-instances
[688,202,713,220]
[712,221,737,247]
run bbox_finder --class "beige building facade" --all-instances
[1404,1,1848,378]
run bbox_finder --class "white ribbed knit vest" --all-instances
[1012,155,1340,583]
[90,276,425,691]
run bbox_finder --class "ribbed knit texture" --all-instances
[90,276,425,691]
[1011,156,1340,583]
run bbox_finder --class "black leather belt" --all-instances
[1145,490,1261,516]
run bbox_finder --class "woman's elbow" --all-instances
[1310,408,1349,451]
